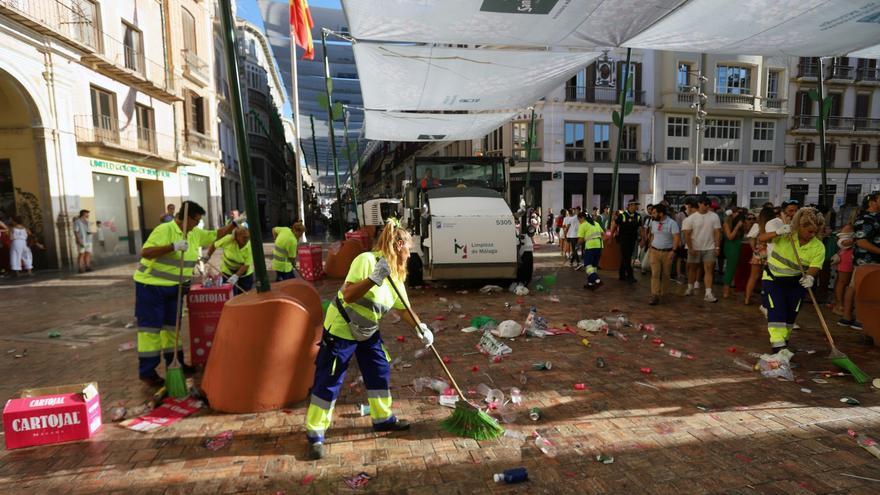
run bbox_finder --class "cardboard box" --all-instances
[3,382,102,450]
[187,283,233,365]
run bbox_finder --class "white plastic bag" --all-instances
[577,319,608,333]
[492,320,523,338]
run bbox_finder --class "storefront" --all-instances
[654,163,784,209]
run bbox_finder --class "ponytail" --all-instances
[375,219,412,281]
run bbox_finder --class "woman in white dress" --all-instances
[9,216,40,276]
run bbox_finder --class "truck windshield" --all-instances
[415,159,503,191]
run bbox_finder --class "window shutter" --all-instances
[862,144,871,162]
[794,91,803,115]
[635,62,643,94]
[807,142,815,161]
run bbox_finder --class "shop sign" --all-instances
[89,159,171,179]
[706,176,735,185]
[753,176,769,186]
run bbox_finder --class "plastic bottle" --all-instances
[534,434,557,457]
[524,307,537,330]
[733,358,756,371]
[509,388,522,405]
[493,467,528,484]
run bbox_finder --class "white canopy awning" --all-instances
[354,43,599,111]
[363,110,515,141]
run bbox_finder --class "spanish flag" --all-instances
[290,0,315,60]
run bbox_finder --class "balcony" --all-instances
[182,49,209,86]
[565,86,646,106]
[762,97,785,112]
[856,66,880,84]
[854,118,880,132]
[677,91,694,104]
[797,63,819,79]
[247,88,269,110]
[791,115,817,131]
[513,149,543,161]
[826,64,855,81]
[79,31,176,102]
[73,115,174,164]
[0,0,100,51]
[826,116,855,131]
[184,130,218,158]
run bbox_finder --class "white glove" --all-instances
[799,274,814,288]
[417,323,434,347]
[172,240,189,252]
[227,274,239,286]
[368,257,391,286]
[775,224,792,236]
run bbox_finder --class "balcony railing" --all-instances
[565,86,646,106]
[763,98,784,110]
[0,0,100,50]
[714,93,756,107]
[185,130,218,156]
[247,89,269,109]
[827,64,855,80]
[513,149,543,161]
[792,115,817,130]
[677,92,694,104]
[826,116,855,131]
[854,118,880,132]
[73,115,174,159]
[856,66,880,82]
[797,63,819,78]
[182,49,209,85]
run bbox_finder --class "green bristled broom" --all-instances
[165,202,189,398]
[387,278,504,440]
[788,232,870,383]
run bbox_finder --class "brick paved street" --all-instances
[2,243,880,494]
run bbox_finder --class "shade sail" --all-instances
[363,111,515,141]
[354,43,599,111]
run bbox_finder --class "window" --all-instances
[181,7,197,54]
[186,91,206,134]
[666,147,690,161]
[752,150,773,163]
[564,122,585,161]
[753,121,775,141]
[716,65,751,95]
[677,63,691,91]
[703,148,740,162]
[750,191,770,209]
[135,104,155,152]
[704,119,741,140]
[766,71,780,99]
[621,125,638,161]
[71,0,99,49]
[824,143,837,166]
[667,116,690,137]
[481,127,503,156]
[850,143,870,168]
[89,86,117,139]
[593,123,610,161]
[796,142,815,166]
[794,91,812,116]
[512,121,540,160]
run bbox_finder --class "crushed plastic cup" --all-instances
[573,383,586,390]
[504,429,527,441]
[534,434,557,457]
[640,367,652,374]
[429,379,450,394]
[499,404,519,424]
[486,389,505,407]
[668,349,683,358]
[413,377,432,392]
[439,395,459,408]
[510,388,522,405]
[476,383,492,398]
[396,335,406,343]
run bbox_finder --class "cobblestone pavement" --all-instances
[2,241,880,494]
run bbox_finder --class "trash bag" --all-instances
[471,316,497,329]
[492,320,523,338]
[757,348,794,381]
[577,319,608,333]
[514,285,530,296]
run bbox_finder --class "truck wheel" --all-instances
[407,255,424,287]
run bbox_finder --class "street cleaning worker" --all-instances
[578,212,605,290]
[760,207,825,354]
[133,201,235,386]
[206,225,254,295]
[272,220,306,281]
[305,220,433,460]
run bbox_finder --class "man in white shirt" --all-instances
[73,209,93,273]
[563,209,581,267]
[681,197,722,302]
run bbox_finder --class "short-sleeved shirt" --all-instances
[73,218,91,244]
[764,235,825,281]
[563,216,579,238]
[681,211,721,251]
[615,210,642,237]
[133,221,217,286]
[215,234,254,277]
[577,220,604,249]
[649,216,681,249]
[324,252,409,341]
[272,227,299,273]
[853,211,880,266]
[764,217,785,258]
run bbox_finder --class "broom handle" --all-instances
[386,277,467,400]
[786,230,837,349]
[171,202,189,366]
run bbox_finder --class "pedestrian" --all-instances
[272,220,306,281]
[546,210,556,244]
[831,222,854,316]
[9,216,41,276]
[744,206,774,305]
[761,208,826,353]
[577,212,604,289]
[733,210,755,296]
[839,191,880,330]
[159,204,175,223]
[133,201,236,387]
[637,204,655,273]
[646,204,681,305]
[305,220,431,459]
[563,208,580,267]
[672,205,688,279]
[555,209,565,254]
[206,225,254,295]
[73,209,93,273]
[721,208,746,298]
[610,199,641,283]
[682,196,722,302]
[0,218,9,276]
[528,210,539,243]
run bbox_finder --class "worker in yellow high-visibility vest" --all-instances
[206,225,254,295]
[133,201,236,386]
[578,212,605,290]
[272,221,306,281]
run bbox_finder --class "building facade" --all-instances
[785,56,880,209]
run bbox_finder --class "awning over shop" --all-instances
[363,110,515,141]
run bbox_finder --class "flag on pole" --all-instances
[290,0,314,60]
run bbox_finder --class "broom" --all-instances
[386,277,504,440]
[787,231,870,383]
[165,202,189,398]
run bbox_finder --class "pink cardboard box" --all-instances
[3,382,102,450]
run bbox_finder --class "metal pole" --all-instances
[524,106,536,209]
[342,108,359,227]
[320,29,345,238]
[289,36,305,221]
[817,59,829,210]
[309,114,319,179]
[217,0,269,292]
[610,48,632,212]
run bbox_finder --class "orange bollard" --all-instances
[202,279,323,412]
[324,239,366,279]
[854,265,880,347]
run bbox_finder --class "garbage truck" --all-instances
[366,156,526,286]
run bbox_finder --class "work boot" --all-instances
[648,296,659,306]
[309,442,324,460]
[373,419,410,432]
[139,375,164,388]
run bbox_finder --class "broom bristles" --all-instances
[165,366,188,398]
[441,400,504,440]
[832,356,871,384]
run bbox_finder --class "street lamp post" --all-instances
[689,71,708,195]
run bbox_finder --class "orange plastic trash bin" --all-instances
[324,239,366,279]
[599,232,621,271]
[854,265,880,347]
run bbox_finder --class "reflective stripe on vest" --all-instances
[769,250,803,277]
[273,247,288,263]
[222,254,242,274]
